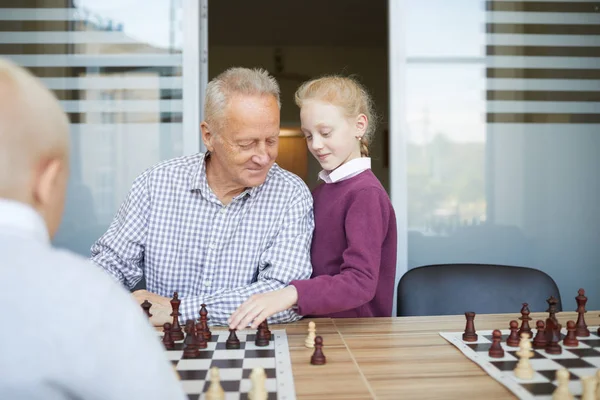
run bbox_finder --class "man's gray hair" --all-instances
[204,67,281,132]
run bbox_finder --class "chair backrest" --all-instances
[396,263,562,317]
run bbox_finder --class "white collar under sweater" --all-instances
[318,157,371,184]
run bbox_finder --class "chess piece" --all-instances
[194,322,207,349]
[518,303,533,338]
[226,329,241,349]
[182,340,200,358]
[545,317,562,355]
[507,320,520,347]
[514,333,534,380]
[162,323,174,350]
[580,375,596,400]
[575,288,590,337]
[305,321,316,348]
[170,292,184,341]
[488,329,504,358]
[596,370,600,398]
[248,367,268,400]
[546,295,562,337]
[141,300,152,318]
[532,320,548,349]
[552,369,574,400]
[182,321,200,358]
[563,320,579,347]
[462,311,478,342]
[255,323,270,347]
[310,336,326,365]
[199,304,212,340]
[205,367,225,400]
[261,319,271,341]
[183,320,195,348]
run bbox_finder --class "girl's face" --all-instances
[300,100,364,172]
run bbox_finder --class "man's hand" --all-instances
[133,290,173,327]
[228,286,299,330]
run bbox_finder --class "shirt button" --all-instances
[204,280,211,287]
[220,207,227,214]
[209,242,216,250]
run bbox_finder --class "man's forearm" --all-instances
[90,254,126,286]
[90,243,145,290]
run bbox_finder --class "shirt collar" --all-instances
[189,152,271,200]
[318,157,371,184]
[189,152,209,192]
[0,198,50,244]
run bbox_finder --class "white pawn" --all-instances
[553,369,574,400]
[305,321,316,348]
[581,375,597,400]
[205,367,225,400]
[248,366,267,400]
[514,333,534,380]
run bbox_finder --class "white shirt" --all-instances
[318,157,372,183]
[0,199,187,400]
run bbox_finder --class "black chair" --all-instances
[396,263,562,317]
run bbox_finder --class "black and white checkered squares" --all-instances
[162,329,295,400]
[441,326,600,399]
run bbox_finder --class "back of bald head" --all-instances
[0,58,70,200]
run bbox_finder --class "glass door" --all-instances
[0,0,207,256]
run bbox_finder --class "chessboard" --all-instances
[160,328,296,400]
[440,327,600,399]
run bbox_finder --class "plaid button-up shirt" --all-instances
[91,152,314,325]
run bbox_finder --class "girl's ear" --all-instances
[355,113,368,135]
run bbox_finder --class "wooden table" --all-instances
[268,311,600,400]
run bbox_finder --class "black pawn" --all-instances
[310,336,326,365]
[506,320,520,347]
[462,311,478,342]
[162,323,174,350]
[255,324,270,347]
[563,320,579,347]
[488,329,505,358]
[226,329,241,349]
[532,320,547,349]
[518,303,533,338]
[141,300,152,318]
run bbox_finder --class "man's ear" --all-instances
[201,121,215,152]
[33,157,64,208]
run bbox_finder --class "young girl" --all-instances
[228,75,397,328]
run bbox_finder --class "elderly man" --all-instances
[91,67,314,326]
[0,58,186,399]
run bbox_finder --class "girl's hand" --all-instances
[228,286,298,330]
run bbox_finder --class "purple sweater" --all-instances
[291,170,397,318]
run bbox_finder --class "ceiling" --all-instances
[208,0,388,47]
